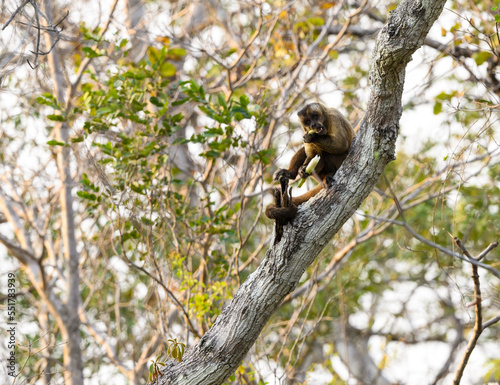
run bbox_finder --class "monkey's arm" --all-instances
[304,132,350,154]
[273,147,307,181]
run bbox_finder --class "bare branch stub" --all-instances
[477,241,498,261]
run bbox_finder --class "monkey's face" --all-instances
[297,103,326,135]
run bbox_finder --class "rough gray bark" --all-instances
[158,1,447,384]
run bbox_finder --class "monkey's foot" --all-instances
[325,172,336,186]
[273,169,294,182]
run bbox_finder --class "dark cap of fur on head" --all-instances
[297,103,322,117]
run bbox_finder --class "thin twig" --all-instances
[5,0,67,69]
[476,242,499,261]
[32,0,41,67]
[2,0,30,30]
[482,314,500,330]
[116,231,201,339]
[65,0,119,111]
[452,238,482,385]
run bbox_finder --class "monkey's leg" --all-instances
[291,172,333,205]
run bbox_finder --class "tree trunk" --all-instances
[42,1,84,384]
[158,1,447,384]
[332,322,392,385]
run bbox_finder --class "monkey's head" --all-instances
[297,103,327,135]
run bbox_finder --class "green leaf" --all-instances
[308,17,324,26]
[251,149,274,165]
[167,47,186,60]
[70,136,85,143]
[472,51,492,66]
[201,150,220,159]
[46,114,65,122]
[231,106,250,120]
[217,93,228,109]
[150,96,163,107]
[172,98,188,106]
[433,102,442,115]
[204,127,224,137]
[172,137,190,145]
[198,105,214,119]
[221,48,237,58]
[130,183,144,194]
[435,91,454,101]
[159,62,176,77]
[147,46,161,64]
[77,191,97,201]
[36,94,60,109]
[96,106,114,115]
[47,140,65,146]
[141,217,154,226]
[81,173,91,187]
[239,94,250,107]
[82,47,102,58]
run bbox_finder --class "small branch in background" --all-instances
[383,175,500,279]
[452,238,498,385]
[1,0,30,30]
[2,0,68,69]
[385,177,500,383]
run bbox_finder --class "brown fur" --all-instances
[265,102,355,220]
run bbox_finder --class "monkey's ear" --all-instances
[297,106,307,117]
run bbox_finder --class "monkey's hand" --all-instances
[298,165,311,179]
[273,169,295,182]
[303,132,318,143]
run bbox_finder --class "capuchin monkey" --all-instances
[266,102,355,220]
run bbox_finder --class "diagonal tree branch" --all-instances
[0,232,37,266]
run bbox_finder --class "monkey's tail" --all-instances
[291,183,324,205]
[265,204,297,220]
